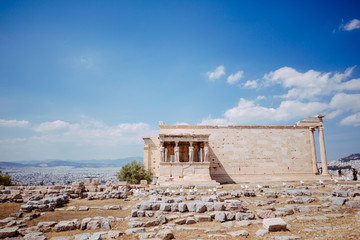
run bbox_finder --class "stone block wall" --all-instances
[144,124,315,183]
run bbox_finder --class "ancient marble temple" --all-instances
[143,116,330,185]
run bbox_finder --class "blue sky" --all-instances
[0,0,359,162]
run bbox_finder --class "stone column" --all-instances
[318,127,329,175]
[189,141,194,162]
[174,142,180,162]
[309,128,318,174]
[160,142,165,163]
[204,144,209,163]
[165,148,168,162]
[199,148,203,162]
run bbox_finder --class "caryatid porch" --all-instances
[157,134,217,185]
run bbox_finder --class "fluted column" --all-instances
[318,126,329,175]
[174,142,180,162]
[189,141,194,162]
[309,128,318,174]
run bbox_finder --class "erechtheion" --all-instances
[143,115,330,185]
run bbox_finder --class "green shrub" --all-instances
[117,160,153,184]
[0,170,13,186]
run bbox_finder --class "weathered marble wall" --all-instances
[144,124,315,183]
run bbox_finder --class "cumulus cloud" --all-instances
[341,19,360,31]
[200,65,360,127]
[207,65,225,81]
[0,119,30,128]
[327,93,360,119]
[227,71,244,84]
[264,66,356,100]
[244,80,258,89]
[340,113,360,126]
[200,98,328,125]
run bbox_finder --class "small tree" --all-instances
[117,160,153,184]
[0,171,13,186]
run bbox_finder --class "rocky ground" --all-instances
[0,180,360,240]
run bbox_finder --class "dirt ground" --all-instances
[0,181,359,239]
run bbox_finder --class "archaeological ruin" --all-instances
[143,115,331,185]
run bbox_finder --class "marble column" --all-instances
[174,142,180,162]
[309,128,318,174]
[318,126,329,175]
[165,148,168,162]
[204,144,209,163]
[199,148,203,162]
[160,142,165,163]
[189,141,194,162]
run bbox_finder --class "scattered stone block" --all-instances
[74,233,91,240]
[332,197,348,205]
[194,214,211,222]
[155,229,174,240]
[256,229,269,236]
[345,201,360,209]
[257,210,276,219]
[80,218,91,230]
[125,228,146,235]
[228,230,249,237]
[236,220,251,226]
[54,220,79,232]
[263,217,287,232]
[86,220,100,230]
[128,221,143,228]
[108,231,123,238]
[174,218,186,225]
[23,232,47,240]
[214,211,226,222]
[0,227,19,238]
[178,202,187,212]
[79,206,89,211]
[66,206,76,211]
[101,219,111,229]
[221,221,233,227]
[186,217,196,224]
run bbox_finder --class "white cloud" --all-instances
[34,120,75,132]
[244,80,258,89]
[342,19,360,31]
[200,98,328,125]
[0,119,30,128]
[264,66,356,100]
[207,65,225,81]
[338,78,360,91]
[256,96,266,100]
[0,118,158,161]
[227,71,244,84]
[340,113,360,127]
[328,93,360,118]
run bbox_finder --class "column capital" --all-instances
[309,127,316,132]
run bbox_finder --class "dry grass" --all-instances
[0,202,21,226]
[28,199,136,226]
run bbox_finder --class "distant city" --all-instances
[4,166,120,186]
[0,157,141,186]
